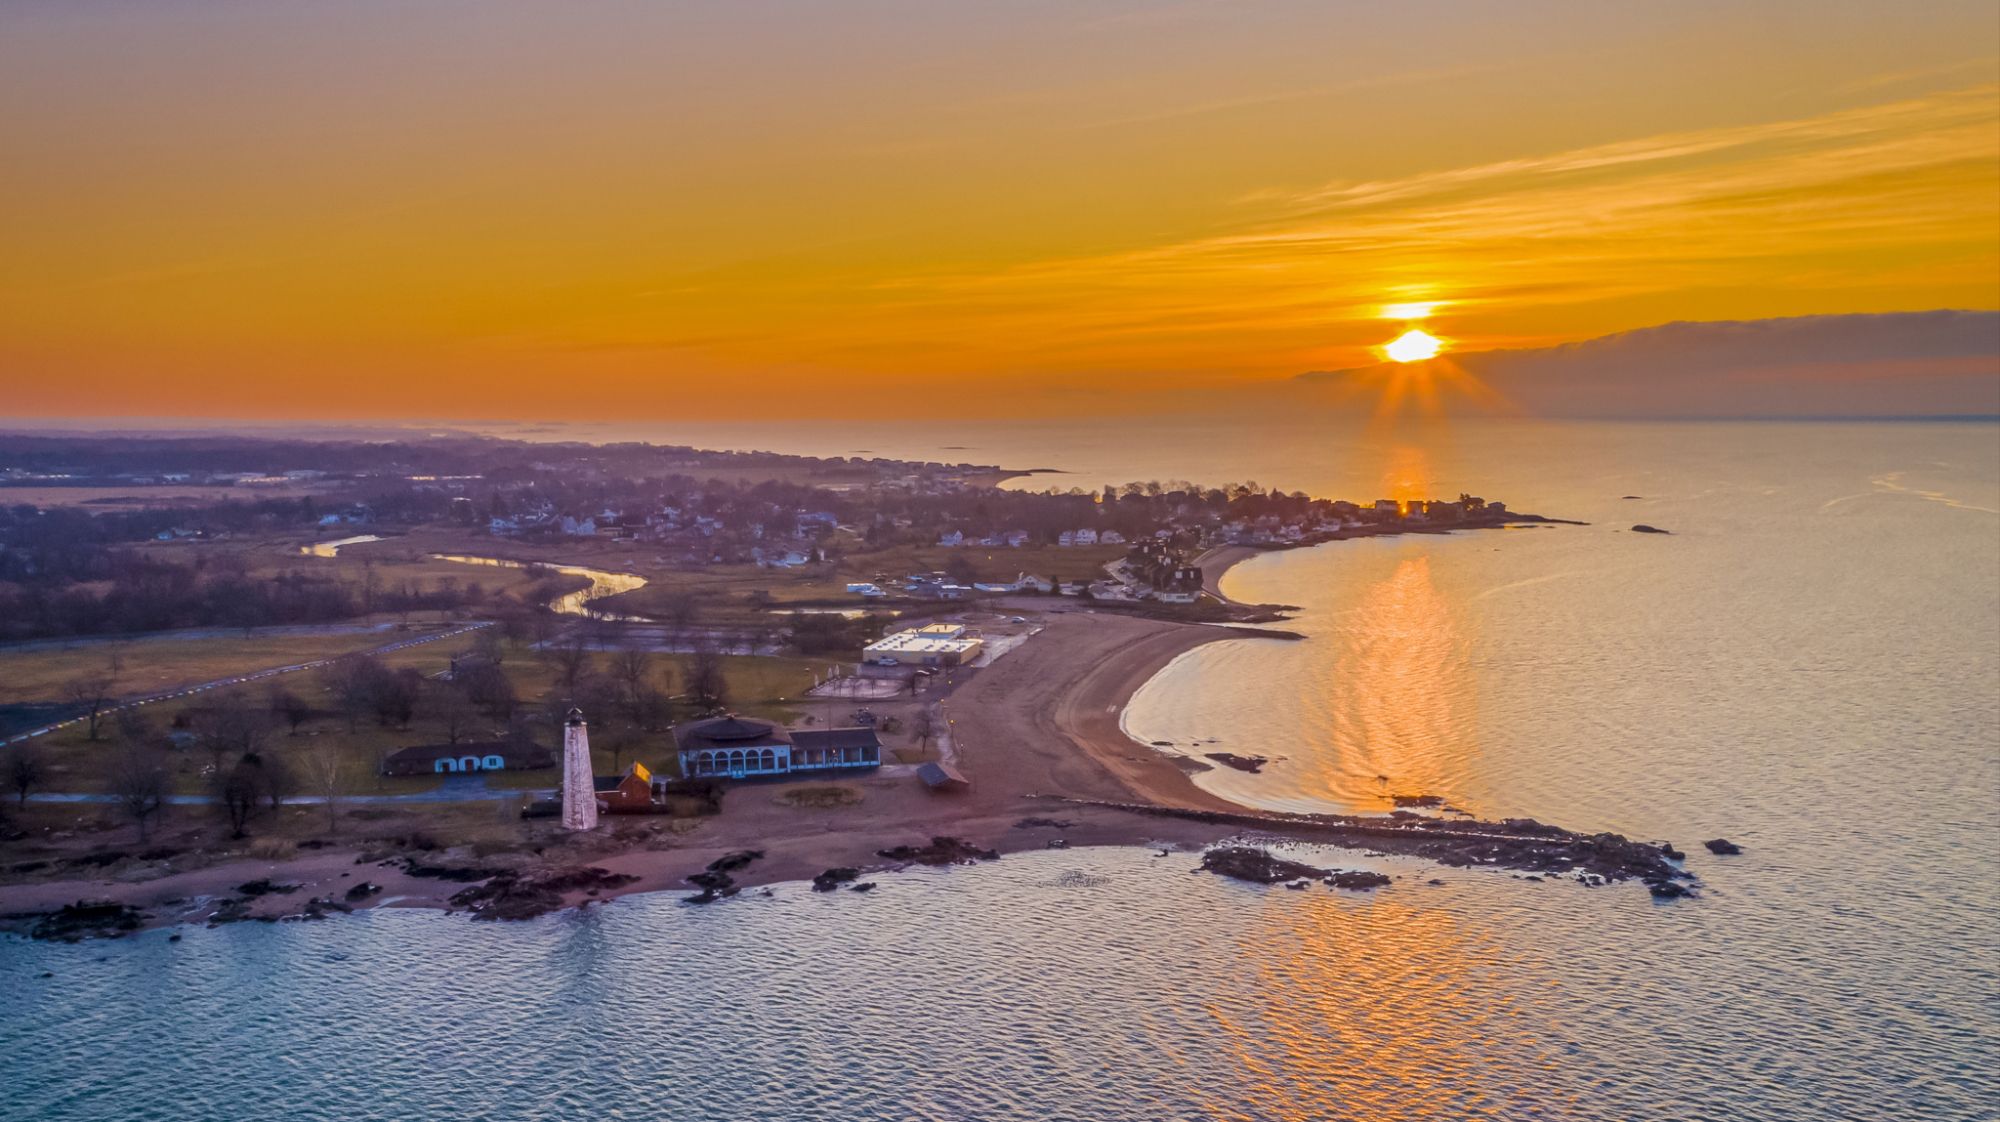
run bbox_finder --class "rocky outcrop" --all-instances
[343,881,382,902]
[26,901,144,942]
[1631,524,1671,534]
[1075,801,1697,895]
[235,879,300,898]
[876,837,1000,865]
[811,867,860,892]
[1198,847,1327,884]
[1326,870,1392,890]
[447,866,639,921]
[398,859,505,883]
[1704,838,1743,855]
[1205,753,1268,773]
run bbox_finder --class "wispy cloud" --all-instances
[849,85,1999,373]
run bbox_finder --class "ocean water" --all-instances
[4,418,1997,1121]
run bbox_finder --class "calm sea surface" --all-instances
[4,418,1997,1121]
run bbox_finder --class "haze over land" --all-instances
[2,1,1996,421]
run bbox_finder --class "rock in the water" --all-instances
[1326,870,1393,890]
[1704,838,1743,855]
[1648,880,1692,899]
[448,866,638,920]
[29,901,144,942]
[1631,524,1671,534]
[812,867,860,892]
[1198,846,1327,884]
[1392,794,1446,809]
[1204,752,1268,773]
[1659,843,1686,861]
[849,882,876,893]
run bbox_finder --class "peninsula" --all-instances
[0,433,1686,940]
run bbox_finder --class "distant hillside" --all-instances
[1295,311,2000,417]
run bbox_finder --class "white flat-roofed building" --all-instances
[864,625,983,667]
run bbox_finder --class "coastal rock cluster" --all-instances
[686,850,766,904]
[877,836,1001,866]
[23,900,145,942]
[448,866,639,921]
[1204,753,1269,773]
[1093,802,1701,895]
[1197,847,1392,890]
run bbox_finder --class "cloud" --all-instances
[861,85,1999,374]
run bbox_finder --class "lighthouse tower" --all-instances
[560,707,599,831]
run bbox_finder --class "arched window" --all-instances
[460,756,481,772]
[760,749,775,771]
[482,755,504,770]
[435,758,457,774]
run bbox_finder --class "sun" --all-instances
[1385,328,1443,363]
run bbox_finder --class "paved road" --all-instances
[1,621,493,748]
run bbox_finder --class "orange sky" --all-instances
[1,2,1995,421]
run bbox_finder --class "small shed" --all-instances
[916,761,970,791]
[594,762,656,813]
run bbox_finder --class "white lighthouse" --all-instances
[560,707,599,831]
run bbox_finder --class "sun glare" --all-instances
[1385,329,1442,363]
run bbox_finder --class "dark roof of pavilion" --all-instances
[674,715,792,753]
[789,728,883,752]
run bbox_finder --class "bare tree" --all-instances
[64,671,118,741]
[685,644,730,715]
[301,742,347,836]
[5,744,46,806]
[325,655,377,733]
[259,750,297,812]
[214,755,262,838]
[111,747,168,843]
[470,627,507,667]
[911,709,938,751]
[539,633,593,695]
[268,685,312,735]
[114,706,154,750]
[202,693,273,768]
[426,682,481,745]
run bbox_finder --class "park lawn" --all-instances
[0,628,436,707]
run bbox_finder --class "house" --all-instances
[937,530,965,547]
[1100,530,1125,544]
[381,741,555,777]
[594,761,656,813]
[916,761,970,791]
[560,516,597,537]
[673,715,883,779]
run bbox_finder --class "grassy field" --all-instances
[11,641,823,799]
[0,483,337,510]
[0,627,460,707]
